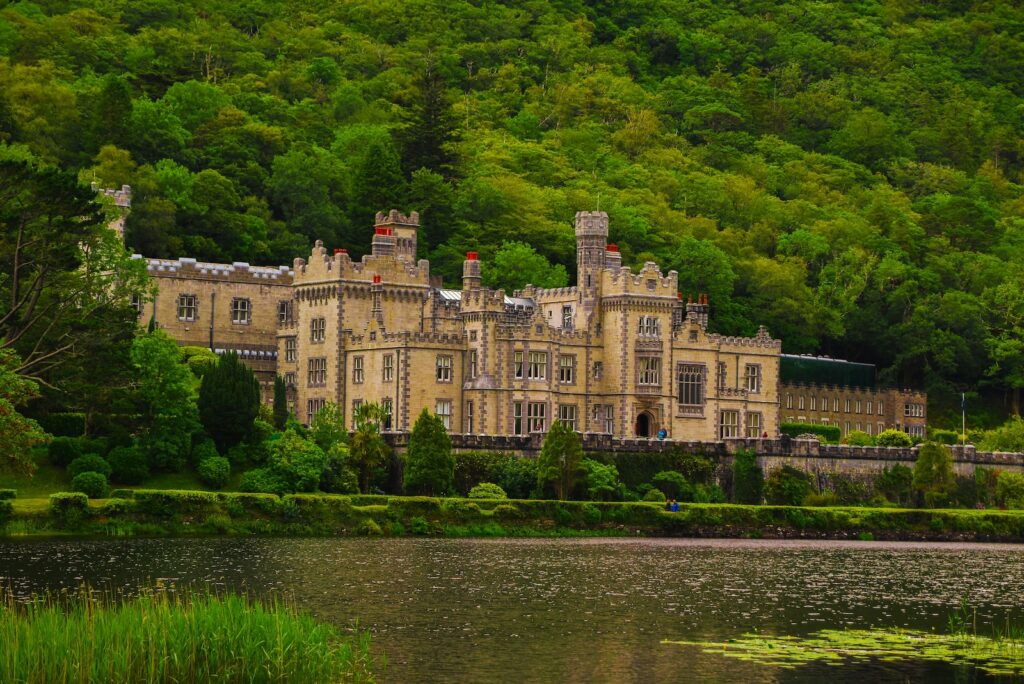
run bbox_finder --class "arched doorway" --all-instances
[635,411,655,438]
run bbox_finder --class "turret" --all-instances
[371,226,395,258]
[605,243,621,270]
[463,251,481,291]
[374,209,419,263]
[575,210,609,317]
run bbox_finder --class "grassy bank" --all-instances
[0,588,375,683]
[4,490,1024,542]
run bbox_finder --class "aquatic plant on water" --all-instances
[0,586,377,683]
[664,603,1024,677]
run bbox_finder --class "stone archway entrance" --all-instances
[635,411,655,438]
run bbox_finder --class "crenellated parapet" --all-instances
[292,240,431,287]
[135,255,293,284]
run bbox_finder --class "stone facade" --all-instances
[779,382,928,439]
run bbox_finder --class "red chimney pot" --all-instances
[606,244,619,252]
[466,251,478,261]
[372,274,382,284]
[374,226,393,236]
[334,248,347,255]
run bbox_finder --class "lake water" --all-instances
[2,537,1023,682]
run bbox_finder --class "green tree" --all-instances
[764,466,813,506]
[581,458,620,501]
[876,464,914,506]
[272,375,289,430]
[310,401,347,451]
[536,420,583,500]
[350,402,390,493]
[732,449,763,504]
[400,66,458,177]
[482,241,569,292]
[0,346,49,474]
[268,429,327,493]
[913,442,956,507]
[197,351,260,453]
[403,408,455,496]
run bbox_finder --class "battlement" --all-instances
[292,240,430,286]
[374,209,420,226]
[601,262,678,296]
[95,184,132,208]
[706,325,782,350]
[347,330,465,347]
[134,255,293,283]
[574,210,609,236]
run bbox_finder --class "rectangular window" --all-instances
[866,423,873,436]
[513,402,523,435]
[845,399,851,413]
[743,364,761,393]
[856,400,862,414]
[435,400,452,430]
[716,362,727,390]
[558,404,577,431]
[593,361,603,380]
[559,355,576,384]
[465,401,474,434]
[131,293,143,318]
[177,294,197,321]
[845,421,851,434]
[878,401,884,415]
[878,422,885,434]
[353,356,364,384]
[720,410,740,439]
[382,399,393,431]
[469,350,478,379]
[678,364,705,405]
[821,396,827,411]
[746,412,762,438]
[833,398,840,412]
[285,337,297,362]
[810,396,816,411]
[528,352,547,380]
[514,351,524,379]
[562,305,573,330]
[307,358,327,387]
[786,393,793,409]
[904,403,911,417]
[866,401,873,414]
[436,355,452,382]
[383,354,394,382]
[799,395,805,410]
[351,399,363,429]
[306,398,325,425]
[278,300,292,325]
[231,298,251,325]
[284,372,296,387]
[638,357,660,385]
[311,317,326,342]
[527,402,546,432]
[604,405,614,434]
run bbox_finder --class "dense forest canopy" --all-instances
[1,0,1023,423]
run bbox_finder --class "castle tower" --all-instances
[370,226,395,257]
[463,252,481,291]
[374,210,419,263]
[605,243,622,270]
[575,210,609,317]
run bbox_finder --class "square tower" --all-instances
[374,210,419,263]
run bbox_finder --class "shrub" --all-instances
[830,475,868,505]
[676,452,715,485]
[309,402,348,451]
[106,445,150,485]
[804,491,839,506]
[453,451,503,494]
[320,444,359,494]
[537,420,583,500]
[0,489,15,500]
[239,468,287,496]
[581,503,602,525]
[692,483,726,503]
[877,464,914,506]
[580,459,620,501]
[996,472,1024,509]
[190,439,220,468]
[140,425,190,472]
[49,492,89,528]
[78,437,109,456]
[72,471,108,499]
[68,454,112,479]
[765,466,813,506]
[48,436,83,467]
[109,489,136,499]
[268,430,327,493]
[643,488,666,502]
[732,449,763,504]
[652,471,690,500]
[0,499,11,526]
[38,412,86,437]
[844,430,874,446]
[930,428,959,445]
[404,409,454,496]
[781,422,841,443]
[489,457,537,499]
[977,417,1024,452]
[198,456,231,489]
[876,429,913,447]
[468,482,508,499]
[914,442,956,505]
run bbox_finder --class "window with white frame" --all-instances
[278,300,292,325]
[383,354,394,382]
[559,355,576,384]
[743,364,761,393]
[810,396,816,411]
[307,398,325,424]
[177,294,197,321]
[130,293,143,317]
[866,401,873,414]
[716,362,727,390]
[513,402,523,435]
[352,356,364,384]
[436,355,452,382]
[230,298,251,324]
[833,398,840,412]
[558,404,577,431]
[308,358,326,386]
[593,361,603,380]
[844,421,851,434]
[311,317,325,342]
[469,350,478,379]
[638,357,660,385]
[637,316,660,337]
[603,404,614,433]
[786,393,793,409]
[878,401,884,415]
[351,399,363,429]
[465,401,474,433]
[820,396,827,410]
[746,412,762,438]
[527,402,546,432]
[678,364,705,405]
[528,352,547,380]
[435,400,452,430]
[562,305,573,330]
[284,337,297,362]
[514,351,524,379]
[845,399,851,413]
[382,399,392,431]
[866,423,873,436]
[856,400,862,414]
[284,372,296,387]
[720,410,740,438]
[799,395,805,410]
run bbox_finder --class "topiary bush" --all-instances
[198,456,231,489]
[876,429,913,447]
[652,471,691,500]
[49,492,89,528]
[48,436,83,467]
[68,454,112,479]
[643,488,666,503]
[106,445,149,485]
[72,471,109,499]
[468,482,507,499]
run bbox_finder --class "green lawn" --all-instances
[0,461,71,498]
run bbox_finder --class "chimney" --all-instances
[371,226,395,257]
[463,251,481,291]
[605,243,621,270]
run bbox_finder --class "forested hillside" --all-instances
[1,0,1022,422]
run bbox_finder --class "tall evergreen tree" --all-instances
[400,67,458,178]
[272,374,288,430]
[536,420,583,500]
[197,351,260,452]
[404,407,454,495]
[349,138,406,253]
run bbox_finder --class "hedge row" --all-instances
[781,422,842,443]
[13,490,1024,542]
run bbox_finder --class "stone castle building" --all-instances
[132,209,785,439]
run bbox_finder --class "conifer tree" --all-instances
[536,420,583,500]
[403,407,454,496]
[272,375,288,430]
[198,351,260,452]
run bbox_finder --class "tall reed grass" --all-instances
[0,586,376,683]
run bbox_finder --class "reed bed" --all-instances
[0,586,376,683]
